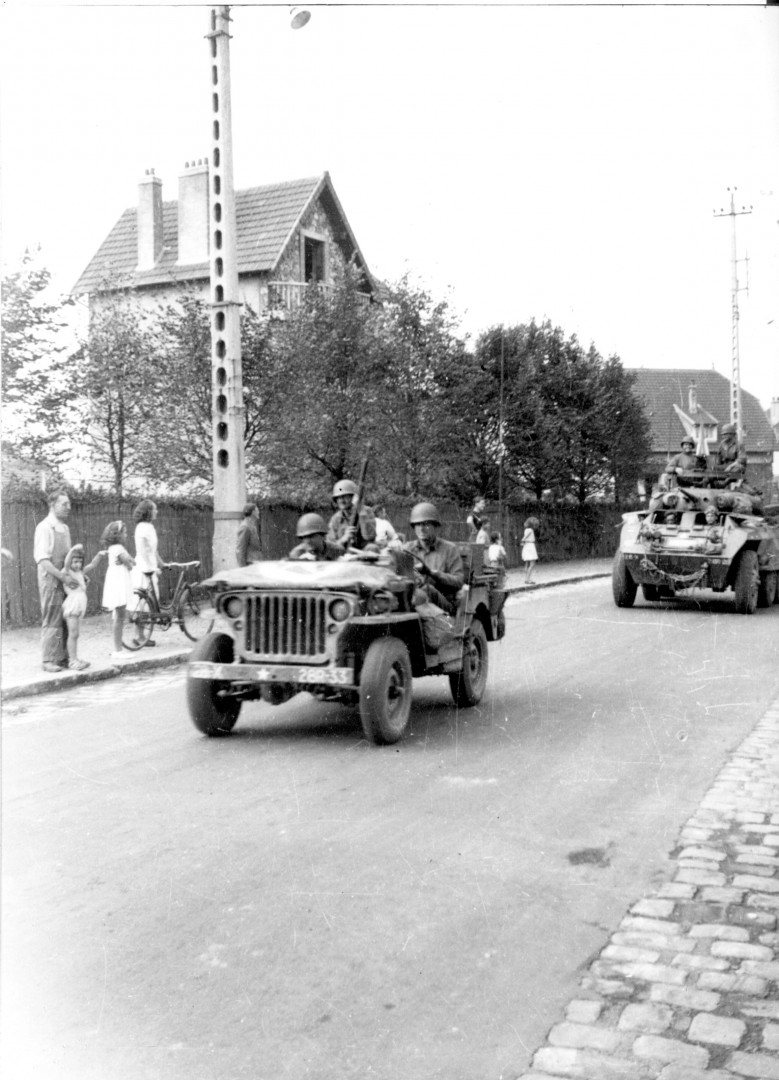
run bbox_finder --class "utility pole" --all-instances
[207,6,245,572]
[714,187,752,438]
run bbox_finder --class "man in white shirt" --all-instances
[33,490,73,672]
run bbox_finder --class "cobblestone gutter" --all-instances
[521,701,779,1080]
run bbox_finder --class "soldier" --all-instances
[667,436,706,476]
[716,423,747,475]
[404,502,465,615]
[288,514,342,562]
[235,502,262,566]
[327,479,359,550]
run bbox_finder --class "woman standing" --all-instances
[521,516,540,584]
[132,499,166,602]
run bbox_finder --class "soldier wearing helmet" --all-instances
[403,502,464,615]
[665,436,706,480]
[327,478,360,551]
[716,423,747,475]
[288,513,342,562]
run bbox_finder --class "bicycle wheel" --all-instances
[178,585,215,642]
[123,593,156,650]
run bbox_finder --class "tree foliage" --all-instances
[1,250,77,465]
[3,254,651,507]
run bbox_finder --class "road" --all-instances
[3,579,778,1080]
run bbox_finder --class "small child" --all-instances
[62,543,106,670]
[100,520,135,659]
[487,531,507,572]
[521,517,539,584]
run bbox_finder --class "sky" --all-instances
[2,1,778,412]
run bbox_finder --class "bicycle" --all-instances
[123,561,214,650]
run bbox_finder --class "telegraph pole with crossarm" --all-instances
[714,187,752,440]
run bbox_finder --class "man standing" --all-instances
[235,502,262,566]
[662,437,707,486]
[34,489,73,672]
[404,502,464,615]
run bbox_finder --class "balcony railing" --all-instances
[266,281,372,314]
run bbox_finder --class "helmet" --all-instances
[296,512,327,538]
[332,479,358,498]
[409,501,441,526]
[681,437,694,448]
[721,423,737,436]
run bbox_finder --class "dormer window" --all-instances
[303,233,326,283]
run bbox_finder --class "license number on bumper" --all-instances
[189,661,354,687]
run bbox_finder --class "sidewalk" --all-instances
[0,558,613,703]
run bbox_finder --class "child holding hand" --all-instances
[62,543,106,670]
[101,520,135,658]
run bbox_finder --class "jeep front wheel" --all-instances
[187,632,242,736]
[359,638,413,745]
[449,618,489,708]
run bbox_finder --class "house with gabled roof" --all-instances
[629,367,776,495]
[72,166,377,314]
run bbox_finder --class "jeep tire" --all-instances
[449,618,489,708]
[359,638,413,745]
[187,632,242,736]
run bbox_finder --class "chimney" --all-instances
[137,169,163,269]
[177,158,209,265]
[688,382,698,414]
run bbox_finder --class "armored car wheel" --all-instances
[642,583,661,602]
[733,549,759,615]
[757,570,777,609]
[449,618,489,708]
[359,638,413,745]
[612,553,637,608]
[187,632,241,736]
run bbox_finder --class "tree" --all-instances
[1,250,77,465]
[475,320,651,504]
[76,285,159,495]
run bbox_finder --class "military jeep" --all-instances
[186,545,507,744]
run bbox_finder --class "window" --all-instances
[303,235,326,283]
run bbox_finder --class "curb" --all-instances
[1,650,190,703]
[506,571,611,597]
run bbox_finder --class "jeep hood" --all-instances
[204,559,407,592]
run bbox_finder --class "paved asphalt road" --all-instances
[3,578,778,1080]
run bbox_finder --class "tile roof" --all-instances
[628,367,776,454]
[71,173,368,294]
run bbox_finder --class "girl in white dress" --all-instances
[132,499,165,599]
[62,543,106,670]
[101,521,135,658]
[521,517,539,584]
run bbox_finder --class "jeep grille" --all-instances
[243,592,328,662]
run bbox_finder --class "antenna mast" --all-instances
[713,188,752,438]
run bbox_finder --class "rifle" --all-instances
[349,446,372,546]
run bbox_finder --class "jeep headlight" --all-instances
[366,590,397,615]
[329,598,352,622]
[222,595,244,620]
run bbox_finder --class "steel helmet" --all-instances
[409,501,441,526]
[721,423,737,436]
[681,436,694,448]
[332,479,358,498]
[296,512,327,538]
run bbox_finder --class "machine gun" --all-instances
[349,446,373,547]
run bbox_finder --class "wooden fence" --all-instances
[1,497,622,627]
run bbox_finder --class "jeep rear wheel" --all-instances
[359,638,413,745]
[187,632,241,736]
[449,618,489,708]
[733,549,759,615]
[612,553,637,608]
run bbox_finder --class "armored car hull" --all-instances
[613,471,779,614]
